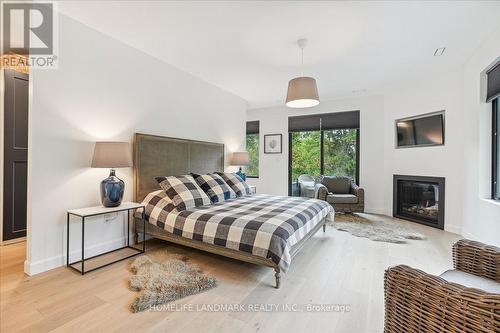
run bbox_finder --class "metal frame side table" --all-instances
[249,185,256,194]
[66,202,145,275]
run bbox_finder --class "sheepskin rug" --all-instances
[129,251,217,312]
[330,213,426,244]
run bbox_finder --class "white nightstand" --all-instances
[249,185,257,194]
[66,202,145,275]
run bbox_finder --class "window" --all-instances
[323,128,358,181]
[288,111,360,196]
[245,121,259,178]
[290,129,359,184]
[493,98,499,200]
[291,131,321,182]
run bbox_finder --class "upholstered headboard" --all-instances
[133,133,224,202]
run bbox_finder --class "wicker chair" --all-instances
[384,239,500,333]
[297,174,317,198]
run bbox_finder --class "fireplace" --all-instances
[393,175,445,229]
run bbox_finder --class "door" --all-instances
[289,128,359,196]
[3,69,29,241]
[289,130,321,196]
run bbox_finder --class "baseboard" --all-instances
[25,254,64,275]
[461,230,478,241]
[444,224,462,236]
[459,229,499,246]
[364,208,389,215]
[24,236,130,276]
[1,236,26,246]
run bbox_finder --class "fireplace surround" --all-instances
[393,175,445,229]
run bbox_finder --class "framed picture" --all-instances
[264,134,282,154]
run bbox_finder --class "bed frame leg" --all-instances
[323,224,326,232]
[274,267,281,289]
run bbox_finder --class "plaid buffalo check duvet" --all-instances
[137,193,333,271]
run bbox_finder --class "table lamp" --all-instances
[91,142,132,207]
[230,151,250,181]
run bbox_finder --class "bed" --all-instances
[133,133,333,288]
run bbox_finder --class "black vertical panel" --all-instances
[320,131,324,175]
[288,132,292,196]
[12,162,28,233]
[356,129,360,185]
[487,62,500,103]
[3,69,29,241]
[246,121,259,134]
[14,78,29,148]
[493,99,499,200]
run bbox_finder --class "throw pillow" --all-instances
[155,175,211,211]
[215,172,252,197]
[192,173,237,203]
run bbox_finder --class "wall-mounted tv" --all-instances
[396,111,445,148]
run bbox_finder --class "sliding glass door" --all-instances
[290,131,321,196]
[289,128,359,197]
[288,111,360,197]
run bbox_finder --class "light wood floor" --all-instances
[0,215,461,333]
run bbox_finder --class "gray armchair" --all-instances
[315,176,364,213]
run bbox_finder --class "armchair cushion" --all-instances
[326,194,358,204]
[322,176,351,194]
[439,269,500,294]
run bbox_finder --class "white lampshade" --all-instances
[285,76,320,108]
[230,151,250,166]
[91,142,133,168]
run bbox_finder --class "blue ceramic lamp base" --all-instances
[100,169,125,207]
[235,167,246,181]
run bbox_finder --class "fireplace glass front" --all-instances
[393,175,445,229]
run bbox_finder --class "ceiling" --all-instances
[59,1,500,109]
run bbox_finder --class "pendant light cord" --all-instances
[296,38,308,78]
[301,46,304,77]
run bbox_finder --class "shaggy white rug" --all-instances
[330,213,426,243]
[129,251,217,312]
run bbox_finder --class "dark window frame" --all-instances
[492,98,499,200]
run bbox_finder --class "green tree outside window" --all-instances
[291,129,358,183]
[245,134,259,177]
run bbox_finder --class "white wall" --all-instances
[461,26,500,245]
[26,14,247,274]
[248,58,500,243]
[246,96,386,214]
[382,70,465,234]
[380,28,500,242]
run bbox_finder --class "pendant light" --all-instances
[285,38,320,108]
